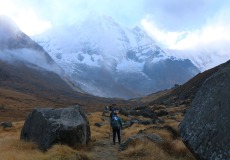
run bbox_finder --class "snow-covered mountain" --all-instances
[33,15,199,99]
[168,48,230,72]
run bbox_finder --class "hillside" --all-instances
[136,63,220,106]
[0,59,136,122]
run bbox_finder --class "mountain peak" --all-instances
[33,15,199,99]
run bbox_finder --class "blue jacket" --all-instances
[110,115,122,129]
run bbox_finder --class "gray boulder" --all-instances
[20,105,90,151]
[119,133,163,151]
[179,61,230,160]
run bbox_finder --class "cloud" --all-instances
[141,6,230,70]
[1,0,230,35]
[1,0,230,71]
[12,10,51,36]
[0,48,62,73]
[142,0,230,31]
[0,0,51,36]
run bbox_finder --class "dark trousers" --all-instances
[112,127,121,144]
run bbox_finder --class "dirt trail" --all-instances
[90,139,124,160]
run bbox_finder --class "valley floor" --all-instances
[0,111,195,160]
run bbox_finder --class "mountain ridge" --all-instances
[33,15,199,99]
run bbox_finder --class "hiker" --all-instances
[110,112,122,145]
[109,107,115,118]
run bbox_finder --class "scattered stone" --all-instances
[20,105,90,151]
[0,122,12,128]
[122,121,133,128]
[133,106,147,110]
[94,122,105,127]
[119,107,130,116]
[101,117,106,121]
[139,120,153,125]
[153,118,165,124]
[0,105,5,110]
[130,119,139,124]
[123,118,164,128]
[129,109,156,118]
[155,110,169,117]
[119,133,163,151]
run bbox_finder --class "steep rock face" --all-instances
[179,60,230,160]
[33,15,199,99]
[20,105,90,151]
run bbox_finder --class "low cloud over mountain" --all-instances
[33,15,199,99]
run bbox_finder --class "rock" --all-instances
[122,121,133,128]
[101,117,106,121]
[155,110,169,117]
[130,119,139,124]
[129,110,140,116]
[134,106,147,110]
[94,122,105,127]
[102,106,110,117]
[20,105,90,151]
[129,108,156,118]
[123,118,163,127]
[139,120,153,125]
[119,133,163,151]
[0,122,12,128]
[119,107,130,116]
[102,110,110,117]
[179,61,230,160]
[153,118,165,124]
[141,109,156,118]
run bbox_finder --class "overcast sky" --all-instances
[1,0,230,68]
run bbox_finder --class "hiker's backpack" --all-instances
[111,115,120,129]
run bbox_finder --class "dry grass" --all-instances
[119,133,195,160]
[160,139,195,160]
[122,123,154,138]
[0,110,195,160]
[88,112,110,141]
[0,122,92,160]
[166,106,187,114]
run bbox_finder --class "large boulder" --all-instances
[179,61,230,160]
[20,105,90,151]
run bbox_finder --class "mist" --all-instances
[0,48,62,74]
[1,0,230,71]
